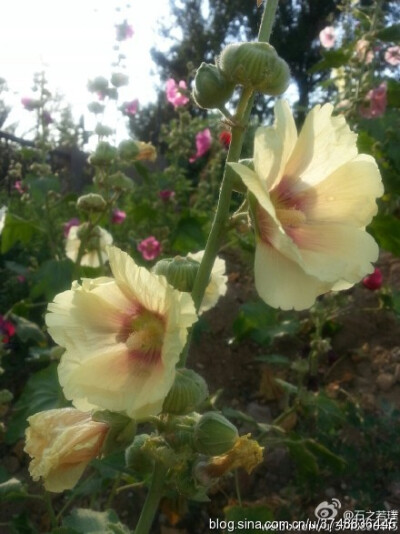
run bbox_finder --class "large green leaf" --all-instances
[309,49,351,73]
[369,214,400,256]
[30,259,74,301]
[62,508,130,534]
[374,23,400,42]
[26,175,60,203]
[171,215,207,253]
[5,363,68,444]
[1,213,42,253]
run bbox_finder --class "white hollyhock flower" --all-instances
[0,206,7,234]
[65,224,113,267]
[187,251,228,313]
[46,247,197,419]
[230,100,383,310]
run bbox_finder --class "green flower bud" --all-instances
[153,256,200,292]
[77,193,107,212]
[76,224,103,251]
[118,139,140,162]
[89,141,117,166]
[192,63,235,110]
[87,76,108,93]
[125,434,154,477]
[162,368,209,415]
[88,102,105,114]
[111,72,129,88]
[193,412,238,456]
[218,42,290,95]
[108,171,134,192]
[92,410,136,455]
[95,123,114,137]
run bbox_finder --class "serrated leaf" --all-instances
[5,363,68,444]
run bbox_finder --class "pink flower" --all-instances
[319,26,335,49]
[17,275,26,283]
[21,97,38,111]
[219,130,231,149]
[116,21,134,41]
[384,46,400,66]
[355,39,374,64]
[362,267,383,290]
[359,83,387,119]
[166,79,189,109]
[0,315,16,343]
[63,218,80,238]
[159,190,175,202]
[137,236,161,261]
[14,181,25,194]
[123,99,139,116]
[189,128,212,163]
[111,209,126,224]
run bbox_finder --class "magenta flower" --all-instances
[21,97,38,111]
[123,99,139,116]
[14,181,25,194]
[384,46,400,66]
[189,128,212,163]
[319,26,335,49]
[63,218,80,238]
[116,21,134,41]
[137,236,161,261]
[42,111,53,125]
[159,190,175,202]
[111,209,126,225]
[0,315,16,343]
[17,275,26,283]
[359,83,387,119]
[166,79,189,109]
[362,267,383,290]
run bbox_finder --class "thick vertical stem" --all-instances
[134,461,166,534]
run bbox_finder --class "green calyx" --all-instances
[118,139,140,163]
[192,62,235,110]
[153,256,200,293]
[89,141,117,166]
[193,412,238,456]
[77,193,107,213]
[218,42,290,95]
[162,368,209,415]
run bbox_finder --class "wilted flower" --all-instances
[362,267,383,290]
[187,251,228,313]
[0,205,7,234]
[115,20,134,41]
[123,99,139,115]
[230,100,383,310]
[219,130,232,149]
[166,79,189,109]
[355,39,374,64]
[63,217,80,238]
[111,209,126,225]
[45,247,197,418]
[384,45,400,66]
[159,189,175,202]
[359,83,387,119]
[137,236,161,261]
[319,26,335,49]
[24,408,109,492]
[189,128,212,163]
[65,224,113,267]
[0,315,15,343]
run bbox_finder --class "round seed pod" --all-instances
[153,256,200,293]
[192,63,235,109]
[162,368,209,415]
[193,412,238,456]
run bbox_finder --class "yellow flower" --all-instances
[24,408,108,493]
[46,246,197,419]
[136,141,157,162]
[65,224,113,267]
[230,100,383,310]
[187,251,228,313]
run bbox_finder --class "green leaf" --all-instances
[171,215,207,253]
[62,508,130,534]
[305,439,346,472]
[309,49,351,73]
[233,300,277,344]
[5,363,68,444]
[286,439,319,477]
[26,175,60,203]
[224,504,274,533]
[30,259,74,301]
[374,23,400,42]
[1,214,42,253]
[0,477,27,500]
[387,79,400,108]
[10,314,46,343]
[369,214,400,256]
[255,354,290,366]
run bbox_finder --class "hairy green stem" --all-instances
[134,461,166,534]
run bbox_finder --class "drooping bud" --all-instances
[162,368,208,415]
[192,63,235,110]
[125,434,154,477]
[218,42,290,95]
[89,141,117,166]
[77,193,107,213]
[153,256,200,292]
[193,412,238,456]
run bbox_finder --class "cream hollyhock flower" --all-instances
[187,251,228,313]
[46,247,197,419]
[65,224,113,267]
[230,100,383,311]
[24,408,108,492]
